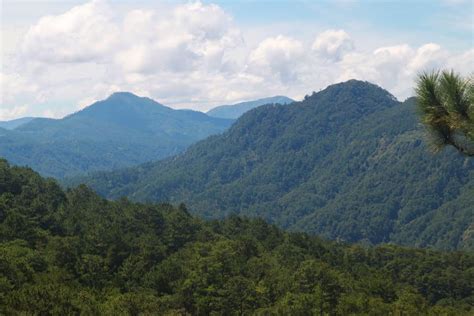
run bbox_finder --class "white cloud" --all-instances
[0,105,29,121]
[447,49,474,76]
[112,1,243,76]
[248,35,305,83]
[408,43,446,73]
[2,0,473,118]
[312,29,354,61]
[0,73,42,120]
[334,42,471,99]
[173,2,233,40]
[20,0,119,63]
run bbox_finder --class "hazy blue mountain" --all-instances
[72,80,474,251]
[0,117,36,130]
[206,96,294,119]
[0,92,233,178]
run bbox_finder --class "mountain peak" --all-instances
[301,80,399,111]
[315,79,398,101]
[107,91,142,101]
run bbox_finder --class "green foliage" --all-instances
[1,159,473,314]
[416,70,474,156]
[72,80,474,251]
[0,92,232,178]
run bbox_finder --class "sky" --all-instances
[1,0,473,120]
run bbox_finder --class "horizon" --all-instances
[0,78,410,121]
[1,0,473,120]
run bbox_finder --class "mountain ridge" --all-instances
[70,80,474,251]
[207,95,294,119]
[0,92,233,178]
[0,117,36,130]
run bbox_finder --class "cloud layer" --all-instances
[1,0,473,120]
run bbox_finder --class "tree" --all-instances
[415,70,474,156]
[1,160,474,314]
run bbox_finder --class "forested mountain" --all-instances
[0,117,36,130]
[72,80,474,251]
[207,96,294,119]
[0,92,232,178]
[1,159,472,314]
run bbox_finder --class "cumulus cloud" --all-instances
[20,0,119,63]
[312,29,354,61]
[248,35,305,83]
[1,0,473,120]
[0,73,38,104]
[173,2,232,40]
[408,43,446,73]
[447,49,474,75]
[335,43,466,98]
[114,2,242,75]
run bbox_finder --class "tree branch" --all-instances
[447,136,474,157]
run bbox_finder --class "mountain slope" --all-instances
[71,81,474,250]
[1,159,472,314]
[0,117,36,130]
[0,92,233,178]
[207,95,294,119]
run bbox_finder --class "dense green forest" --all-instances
[1,159,473,314]
[70,80,474,251]
[0,92,232,178]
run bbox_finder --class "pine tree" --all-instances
[415,70,474,156]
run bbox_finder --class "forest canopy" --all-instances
[1,159,473,315]
[69,80,474,251]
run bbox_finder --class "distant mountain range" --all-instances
[0,94,297,178]
[207,96,294,119]
[70,80,474,251]
[0,92,233,178]
[0,117,36,130]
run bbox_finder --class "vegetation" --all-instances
[1,159,473,315]
[71,80,474,251]
[0,92,232,178]
[416,70,474,156]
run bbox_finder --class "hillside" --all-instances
[207,96,294,119]
[72,80,474,251]
[0,92,232,178]
[1,159,472,314]
[0,117,36,130]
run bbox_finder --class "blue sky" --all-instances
[1,0,473,120]
[214,0,473,49]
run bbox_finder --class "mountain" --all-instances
[207,96,294,119]
[72,80,474,251]
[1,159,472,314]
[0,92,233,178]
[0,117,36,130]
